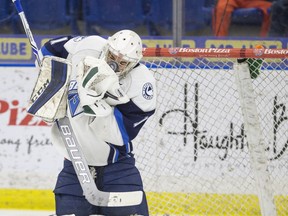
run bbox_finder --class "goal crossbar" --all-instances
[142,47,288,58]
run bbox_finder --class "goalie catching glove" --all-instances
[76,56,129,116]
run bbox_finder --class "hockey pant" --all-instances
[54,157,149,216]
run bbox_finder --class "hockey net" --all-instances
[134,47,288,216]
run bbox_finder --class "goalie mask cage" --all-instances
[135,47,288,216]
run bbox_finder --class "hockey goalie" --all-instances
[27,30,156,216]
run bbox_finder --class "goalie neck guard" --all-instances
[103,30,143,78]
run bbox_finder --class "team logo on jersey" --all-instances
[142,82,153,100]
[68,80,83,117]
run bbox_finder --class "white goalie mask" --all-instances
[103,30,143,78]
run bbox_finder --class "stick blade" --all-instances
[86,190,143,207]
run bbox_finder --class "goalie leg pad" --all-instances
[28,56,72,122]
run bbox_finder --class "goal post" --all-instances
[135,47,288,216]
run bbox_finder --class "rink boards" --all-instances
[0,66,288,215]
[1,189,288,215]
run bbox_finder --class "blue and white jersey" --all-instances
[41,35,156,166]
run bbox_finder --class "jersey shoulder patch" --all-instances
[125,64,156,112]
[142,82,154,100]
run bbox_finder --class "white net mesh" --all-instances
[133,55,288,216]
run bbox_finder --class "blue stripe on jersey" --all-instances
[114,108,130,147]
[107,142,132,163]
[41,46,53,56]
[116,101,155,141]
[108,144,119,163]
[108,143,134,163]
[41,35,72,58]
[126,140,131,153]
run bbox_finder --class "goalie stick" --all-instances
[11,0,42,66]
[11,0,143,207]
[56,117,143,207]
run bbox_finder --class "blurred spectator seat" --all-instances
[67,0,82,35]
[203,0,271,36]
[202,0,216,24]
[83,0,145,35]
[231,8,264,25]
[0,0,9,20]
[147,0,207,34]
[12,0,79,34]
[269,0,288,37]
[0,0,12,27]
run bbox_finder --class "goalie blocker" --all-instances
[27,56,72,123]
